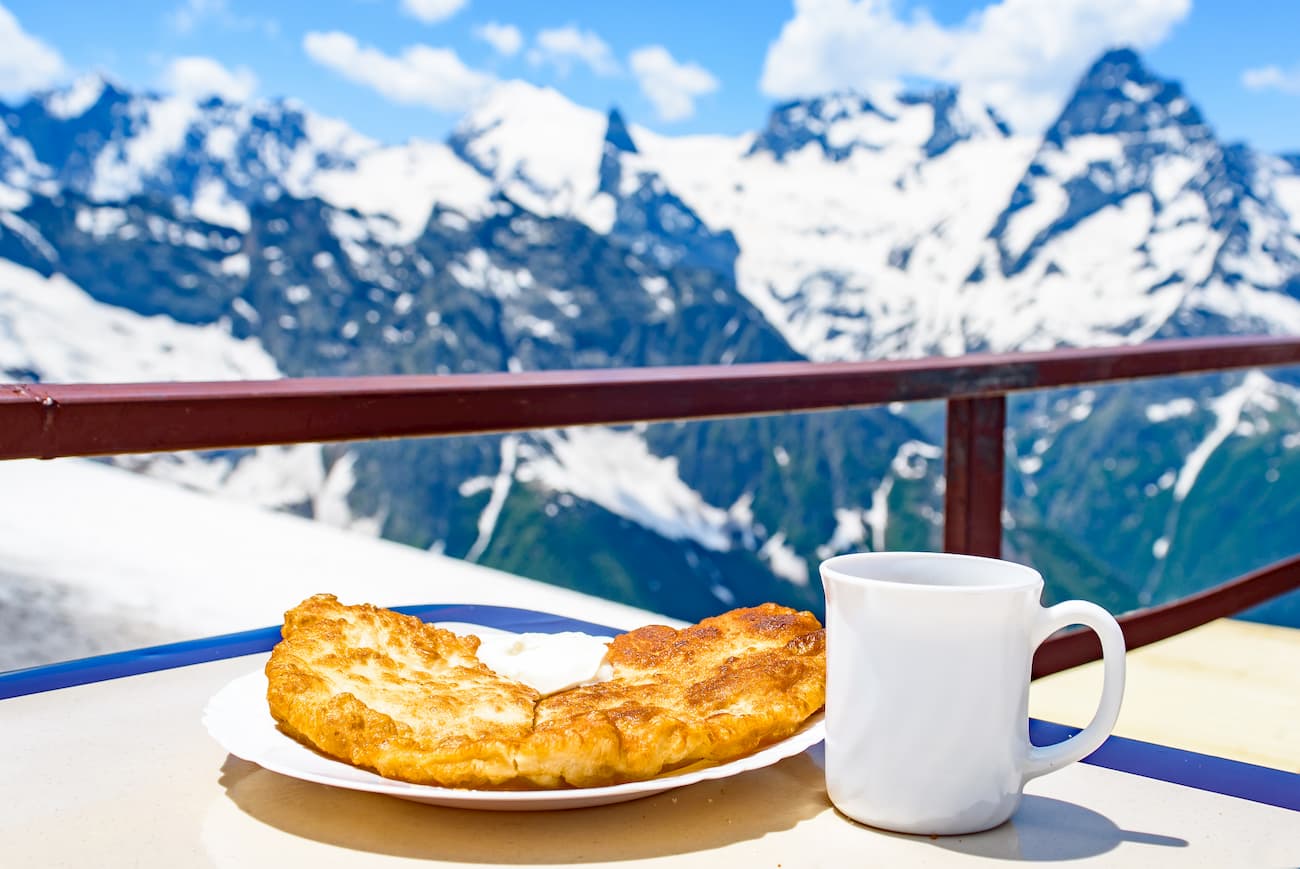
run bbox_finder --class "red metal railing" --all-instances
[4,334,1300,674]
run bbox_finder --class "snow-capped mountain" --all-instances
[971,48,1300,350]
[640,86,1037,360]
[1,48,1297,626]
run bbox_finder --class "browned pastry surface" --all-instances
[265,594,826,789]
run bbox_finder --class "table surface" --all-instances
[1030,617,1300,772]
[4,607,1299,869]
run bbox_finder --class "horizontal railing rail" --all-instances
[4,335,1299,461]
[4,334,1300,675]
[1032,553,1300,677]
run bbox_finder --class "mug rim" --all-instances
[819,551,1043,593]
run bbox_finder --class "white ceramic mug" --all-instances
[819,551,1126,835]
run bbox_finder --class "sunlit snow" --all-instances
[1146,397,1197,423]
[0,458,668,671]
[819,507,868,560]
[1172,371,1278,501]
[0,259,276,382]
[453,80,612,233]
[88,96,199,202]
[638,100,1038,360]
[759,532,809,586]
[191,178,251,232]
[44,74,105,120]
[311,140,493,244]
[516,427,736,552]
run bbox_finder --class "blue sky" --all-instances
[3,1,1300,153]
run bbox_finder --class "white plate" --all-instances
[202,624,825,811]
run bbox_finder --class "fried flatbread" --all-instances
[265,594,826,789]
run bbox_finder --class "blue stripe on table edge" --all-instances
[0,604,615,701]
[2,606,1295,812]
[1030,719,1299,812]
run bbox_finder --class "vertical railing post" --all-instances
[944,395,1006,558]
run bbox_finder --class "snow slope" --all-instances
[0,458,669,671]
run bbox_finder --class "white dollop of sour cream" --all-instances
[437,623,614,696]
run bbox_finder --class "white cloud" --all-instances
[303,30,494,113]
[401,0,467,25]
[0,3,65,94]
[475,21,523,57]
[1242,64,1300,96]
[630,45,719,122]
[760,0,1191,132]
[528,26,619,77]
[161,56,258,102]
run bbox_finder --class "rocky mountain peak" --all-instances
[747,85,1009,162]
[1045,46,1212,147]
[898,84,1012,157]
[747,92,885,161]
[603,107,638,155]
[598,107,637,195]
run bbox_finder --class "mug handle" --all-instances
[1022,600,1126,782]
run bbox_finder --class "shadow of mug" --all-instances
[921,795,1189,862]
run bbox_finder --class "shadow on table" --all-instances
[882,795,1189,862]
[215,749,831,863]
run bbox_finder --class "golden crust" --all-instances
[265,595,541,787]
[266,594,825,789]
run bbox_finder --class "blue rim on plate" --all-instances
[2,603,1297,813]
